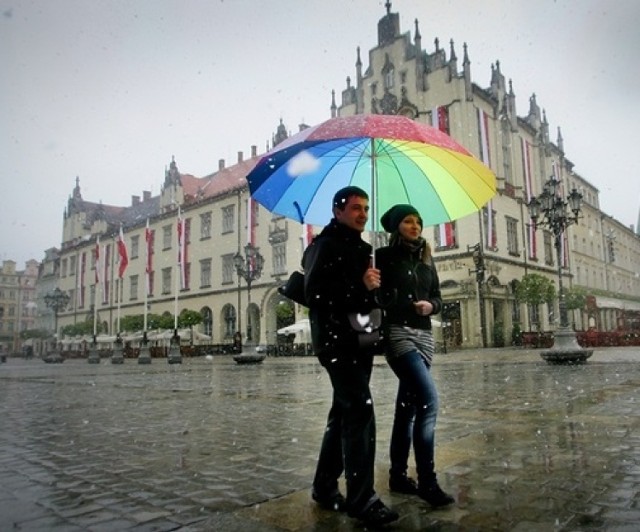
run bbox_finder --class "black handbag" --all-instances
[278,271,306,306]
[347,308,384,354]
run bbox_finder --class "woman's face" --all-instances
[398,214,422,241]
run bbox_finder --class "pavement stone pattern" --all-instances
[0,347,639,531]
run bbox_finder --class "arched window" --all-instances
[201,306,213,337]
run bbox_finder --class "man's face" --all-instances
[334,195,369,232]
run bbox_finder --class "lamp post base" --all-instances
[44,351,64,363]
[540,327,593,364]
[233,350,266,365]
[111,343,124,364]
[87,345,101,364]
[167,343,182,364]
[138,344,152,364]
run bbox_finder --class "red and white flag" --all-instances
[478,108,496,249]
[177,208,186,289]
[438,222,456,247]
[79,252,86,308]
[103,244,110,304]
[247,198,257,246]
[116,226,129,279]
[145,218,153,295]
[432,107,455,247]
[95,237,102,285]
[302,224,314,249]
[521,137,537,259]
[431,105,450,134]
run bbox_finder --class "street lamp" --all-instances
[43,287,70,363]
[233,243,265,349]
[527,176,593,363]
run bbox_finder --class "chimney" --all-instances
[132,195,140,206]
[143,190,151,201]
[251,145,257,158]
[237,151,243,163]
[218,159,225,170]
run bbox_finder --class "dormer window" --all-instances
[384,67,394,89]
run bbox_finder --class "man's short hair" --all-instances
[332,186,369,211]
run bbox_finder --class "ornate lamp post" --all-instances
[43,288,70,363]
[233,243,265,355]
[527,176,593,363]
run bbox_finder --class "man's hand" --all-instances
[363,267,381,291]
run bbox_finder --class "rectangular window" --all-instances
[69,256,76,277]
[185,218,191,244]
[163,225,172,250]
[200,212,212,240]
[130,235,139,259]
[200,259,212,288]
[544,232,554,266]
[222,205,235,234]
[61,258,68,277]
[272,243,286,275]
[162,267,172,294]
[506,217,519,256]
[183,262,191,291]
[130,274,138,300]
[222,254,235,284]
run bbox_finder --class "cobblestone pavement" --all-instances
[1,347,638,531]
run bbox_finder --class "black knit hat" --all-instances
[380,204,423,233]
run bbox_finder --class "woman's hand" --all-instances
[413,300,433,316]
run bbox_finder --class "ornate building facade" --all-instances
[0,259,39,353]
[53,4,640,349]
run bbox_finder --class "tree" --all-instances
[120,314,145,332]
[20,328,50,340]
[564,286,588,328]
[564,286,587,311]
[276,301,295,330]
[179,309,203,345]
[61,320,97,337]
[514,274,556,331]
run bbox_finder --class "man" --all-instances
[304,186,399,527]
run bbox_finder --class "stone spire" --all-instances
[463,42,472,100]
[378,1,400,46]
[557,126,564,154]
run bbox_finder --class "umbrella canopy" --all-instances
[277,319,311,343]
[247,114,497,230]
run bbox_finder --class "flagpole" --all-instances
[370,136,378,267]
[144,218,150,334]
[174,207,180,332]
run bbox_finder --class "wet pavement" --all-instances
[0,346,638,531]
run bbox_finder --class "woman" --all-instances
[376,204,454,507]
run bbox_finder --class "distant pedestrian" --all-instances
[376,204,455,507]
[304,186,399,527]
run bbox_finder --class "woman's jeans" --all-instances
[387,350,439,485]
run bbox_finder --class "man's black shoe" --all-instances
[389,474,418,494]
[311,489,347,512]
[352,499,399,526]
[418,483,455,507]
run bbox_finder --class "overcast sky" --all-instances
[2,0,639,267]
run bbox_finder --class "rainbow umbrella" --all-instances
[246,114,496,230]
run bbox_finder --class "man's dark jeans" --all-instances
[313,353,376,514]
[387,350,439,485]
